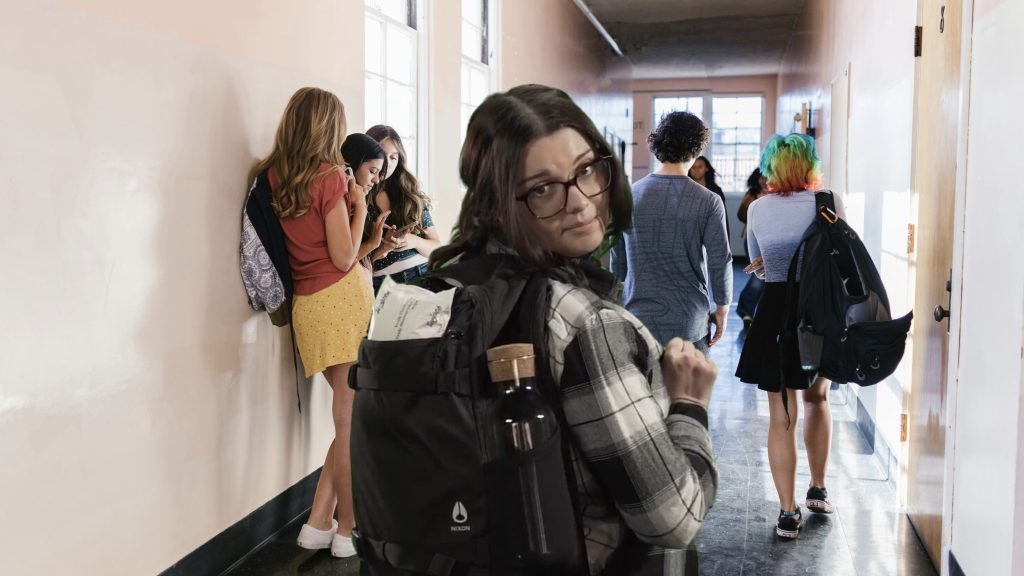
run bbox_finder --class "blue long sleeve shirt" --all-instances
[611,174,733,345]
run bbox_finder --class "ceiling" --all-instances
[582,0,807,79]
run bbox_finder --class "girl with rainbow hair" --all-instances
[735,133,846,539]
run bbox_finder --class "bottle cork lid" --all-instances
[486,343,536,382]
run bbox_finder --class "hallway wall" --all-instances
[500,0,633,176]
[0,1,629,574]
[776,0,917,473]
[0,1,363,574]
[949,0,1024,573]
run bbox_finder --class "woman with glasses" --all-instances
[365,125,440,291]
[429,84,719,575]
[611,111,733,352]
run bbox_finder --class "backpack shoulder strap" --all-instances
[815,190,838,223]
[516,274,589,576]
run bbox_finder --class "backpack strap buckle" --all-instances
[820,206,838,224]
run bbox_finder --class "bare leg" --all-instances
[802,377,832,488]
[325,362,356,536]
[767,389,800,511]
[304,439,337,530]
[304,375,339,531]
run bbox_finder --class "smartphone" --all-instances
[387,220,420,238]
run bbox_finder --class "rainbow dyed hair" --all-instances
[759,133,822,195]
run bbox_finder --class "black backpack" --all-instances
[348,254,588,576]
[781,192,914,386]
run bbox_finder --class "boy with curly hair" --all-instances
[610,111,733,352]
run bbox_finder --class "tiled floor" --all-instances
[694,279,936,575]
[229,266,936,576]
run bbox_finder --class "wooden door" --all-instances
[907,0,962,569]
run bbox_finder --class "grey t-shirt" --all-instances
[610,174,733,345]
[746,190,847,283]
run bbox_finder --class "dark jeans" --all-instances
[372,262,430,293]
[737,274,765,319]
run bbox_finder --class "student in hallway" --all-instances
[736,134,844,539]
[736,168,768,329]
[365,125,440,291]
[340,132,395,283]
[255,88,390,558]
[688,155,728,234]
[425,85,719,575]
[611,111,733,352]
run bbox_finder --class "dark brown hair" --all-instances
[648,110,709,164]
[366,125,430,234]
[430,84,632,271]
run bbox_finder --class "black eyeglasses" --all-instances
[517,156,614,219]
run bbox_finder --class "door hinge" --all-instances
[907,223,916,254]
[901,413,909,442]
[914,25,923,57]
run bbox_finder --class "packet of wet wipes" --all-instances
[368,276,457,341]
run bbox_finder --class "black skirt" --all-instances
[735,282,814,392]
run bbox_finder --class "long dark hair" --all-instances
[689,155,719,189]
[366,125,429,234]
[430,84,632,271]
[745,168,763,197]
[340,133,388,195]
[341,133,387,245]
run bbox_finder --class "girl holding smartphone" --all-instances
[365,125,441,291]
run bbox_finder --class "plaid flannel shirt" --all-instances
[546,279,718,575]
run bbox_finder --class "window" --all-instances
[461,0,491,142]
[365,1,419,172]
[711,96,763,192]
[653,96,705,124]
[647,94,764,190]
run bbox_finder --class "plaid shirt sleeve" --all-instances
[552,288,718,549]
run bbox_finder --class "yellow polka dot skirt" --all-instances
[292,267,374,377]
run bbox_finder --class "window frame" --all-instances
[460,0,497,146]
[364,0,422,174]
[709,94,765,193]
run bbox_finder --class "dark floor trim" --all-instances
[160,468,321,576]
[949,550,966,576]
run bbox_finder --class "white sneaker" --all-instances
[331,533,357,558]
[296,519,338,550]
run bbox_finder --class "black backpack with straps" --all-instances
[348,254,588,576]
[780,191,914,387]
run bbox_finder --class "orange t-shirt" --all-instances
[270,164,354,296]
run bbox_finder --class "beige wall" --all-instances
[499,0,633,174]
[776,0,917,458]
[0,1,360,574]
[0,1,627,574]
[424,2,464,244]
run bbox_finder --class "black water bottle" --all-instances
[487,343,557,556]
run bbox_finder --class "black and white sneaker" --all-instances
[776,507,803,539]
[806,485,834,514]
